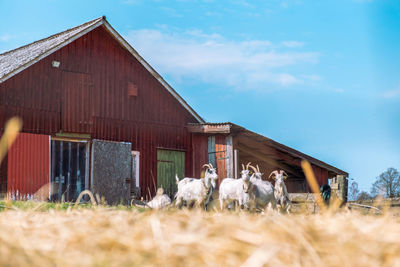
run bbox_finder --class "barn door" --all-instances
[91,140,132,205]
[157,149,185,198]
[61,72,93,133]
[7,133,51,200]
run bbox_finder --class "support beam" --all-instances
[226,135,233,178]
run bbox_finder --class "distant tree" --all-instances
[348,181,360,201]
[371,168,400,198]
[357,191,372,201]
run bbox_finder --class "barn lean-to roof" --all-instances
[187,122,348,177]
[0,16,204,123]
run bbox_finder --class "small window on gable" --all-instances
[128,82,138,97]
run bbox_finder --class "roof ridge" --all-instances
[0,16,104,57]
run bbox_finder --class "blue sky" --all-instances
[1,0,399,192]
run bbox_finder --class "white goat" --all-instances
[248,164,276,212]
[146,188,171,209]
[269,170,292,214]
[219,163,252,211]
[175,163,218,209]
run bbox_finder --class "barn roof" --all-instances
[187,122,348,177]
[0,16,204,123]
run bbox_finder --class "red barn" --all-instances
[0,17,348,203]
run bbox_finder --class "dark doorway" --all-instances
[50,140,88,201]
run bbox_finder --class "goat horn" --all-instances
[256,165,260,173]
[248,165,258,174]
[281,170,288,179]
[241,164,245,170]
[246,162,251,170]
[268,170,279,180]
[202,164,211,169]
[209,163,214,169]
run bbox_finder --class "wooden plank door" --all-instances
[61,72,93,133]
[157,149,185,198]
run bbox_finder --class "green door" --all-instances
[157,149,185,198]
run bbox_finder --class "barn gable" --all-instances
[0,16,204,123]
[0,17,204,199]
[0,17,103,83]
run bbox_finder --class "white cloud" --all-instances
[160,7,183,17]
[234,0,254,8]
[0,34,12,42]
[383,89,400,99]
[382,83,400,99]
[125,29,319,89]
[281,1,289,8]
[121,0,142,5]
[301,74,322,82]
[205,11,222,17]
[282,41,304,48]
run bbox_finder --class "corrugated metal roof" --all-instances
[188,122,233,126]
[0,16,204,123]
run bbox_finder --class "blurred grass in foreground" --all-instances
[0,208,399,266]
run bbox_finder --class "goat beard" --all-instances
[210,179,216,189]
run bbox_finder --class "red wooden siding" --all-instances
[0,154,7,193]
[7,133,50,199]
[192,134,208,177]
[0,129,6,193]
[0,25,199,198]
[312,164,329,187]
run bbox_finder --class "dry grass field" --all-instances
[1,204,400,267]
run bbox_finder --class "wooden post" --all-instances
[234,149,239,179]
[226,135,233,178]
[331,175,348,203]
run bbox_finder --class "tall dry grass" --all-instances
[0,208,400,266]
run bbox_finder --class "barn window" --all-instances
[128,82,138,97]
